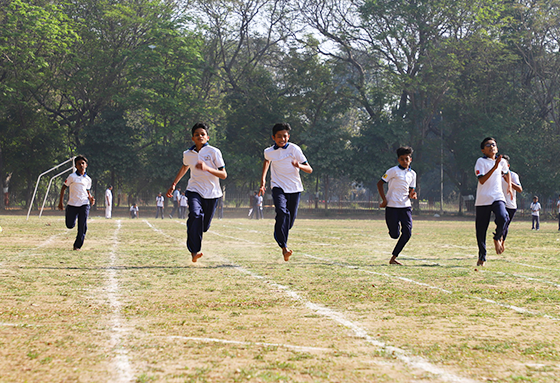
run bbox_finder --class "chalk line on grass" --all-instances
[220,256,478,383]
[301,253,560,321]
[149,224,481,382]
[166,336,331,352]
[105,220,134,383]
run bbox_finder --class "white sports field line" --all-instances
[148,221,479,383]
[105,220,135,382]
[206,224,560,321]
[165,336,332,353]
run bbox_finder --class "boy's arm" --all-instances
[292,160,313,174]
[87,190,95,206]
[167,165,189,198]
[376,179,387,208]
[259,159,271,196]
[478,155,503,185]
[503,171,513,200]
[195,161,227,179]
[58,185,67,210]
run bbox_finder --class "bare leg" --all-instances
[191,252,203,262]
[282,247,292,262]
[477,259,485,267]
[389,255,402,265]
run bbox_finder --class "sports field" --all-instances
[1,214,559,382]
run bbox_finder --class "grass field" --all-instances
[1,213,560,382]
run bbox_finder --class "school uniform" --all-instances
[501,170,521,241]
[264,142,308,249]
[179,194,188,219]
[380,165,417,258]
[183,143,225,254]
[155,195,164,218]
[475,157,510,262]
[105,188,112,219]
[63,171,92,250]
[530,201,541,230]
[130,205,139,218]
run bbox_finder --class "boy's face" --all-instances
[481,140,498,157]
[272,130,290,148]
[75,159,87,175]
[397,154,412,169]
[192,128,209,146]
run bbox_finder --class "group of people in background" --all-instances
[56,126,556,267]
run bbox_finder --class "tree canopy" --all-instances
[2,0,560,210]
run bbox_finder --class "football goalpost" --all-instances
[26,157,76,220]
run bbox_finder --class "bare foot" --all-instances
[73,247,81,251]
[389,255,402,265]
[477,259,485,267]
[282,247,293,262]
[191,252,203,262]
[493,239,504,255]
[501,239,505,252]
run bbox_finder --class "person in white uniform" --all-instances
[58,155,95,250]
[167,122,227,262]
[500,155,522,248]
[377,146,417,266]
[105,185,113,219]
[474,137,513,266]
[259,123,313,262]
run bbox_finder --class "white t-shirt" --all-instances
[381,165,417,208]
[530,202,541,216]
[130,206,139,213]
[64,172,92,207]
[179,194,188,207]
[502,171,521,209]
[264,143,308,193]
[257,195,263,207]
[183,144,225,199]
[156,195,164,207]
[475,157,509,206]
[557,199,560,213]
[105,188,113,205]
[173,189,180,202]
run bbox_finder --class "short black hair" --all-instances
[191,122,209,136]
[107,185,113,189]
[502,154,510,162]
[396,146,413,157]
[272,123,291,136]
[480,137,496,149]
[74,155,88,165]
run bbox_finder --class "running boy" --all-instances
[376,146,417,265]
[474,137,512,266]
[167,122,227,262]
[58,155,95,250]
[501,155,522,249]
[259,123,313,261]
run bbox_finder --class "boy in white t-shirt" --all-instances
[530,196,541,230]
[376,146,417,265]
[58,155,95,250]
[130,203,139,219]
[500,155,522,248]
[167,122,227,262]
[474,137,513,266]
[259,123,313,261]
[155,192,165,218]
[179,190,189,219]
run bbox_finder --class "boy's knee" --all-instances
[388,230,400,239]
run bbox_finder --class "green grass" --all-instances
[1,214,560,381]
